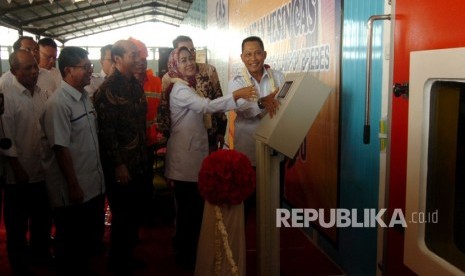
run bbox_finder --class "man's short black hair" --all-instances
[241,36,264,52]
[12,36,34,51]
[38,37,58,49]
[100,44,113,60]
[111,40,127,60]
[172,35,193,48]
[58,46,89,77]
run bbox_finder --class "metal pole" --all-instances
[256,140,280,276]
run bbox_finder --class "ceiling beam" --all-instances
[21,0,119,25]
[0,0,50,15]
[53,11,181,39]
[33,5,183,32]
[0,0,191,42]
[21,1,187,26]
[59,18,179,43]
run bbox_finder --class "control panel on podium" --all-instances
[254,72,332,158]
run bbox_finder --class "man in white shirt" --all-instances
[0,50,51,275]
[228,36,283,221]
[85,44,114,98]
[0,36,57,98]
[38,37,62,89]
[228,36,283,166]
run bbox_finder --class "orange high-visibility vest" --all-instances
[144,69,162,146]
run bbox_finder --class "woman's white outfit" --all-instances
[164,82,243,182]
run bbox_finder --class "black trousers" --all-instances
[141,144,156,224]
[173,180,204,267]
[3,181,52,273]
[53,194,105,276]
[0,176,4,232]
[106,172,145,262]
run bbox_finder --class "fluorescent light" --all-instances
[93,15,113,22]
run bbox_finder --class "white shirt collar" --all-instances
[11,75,39,96]
[62,81,87,101]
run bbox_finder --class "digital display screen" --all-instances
[278,81,293,99]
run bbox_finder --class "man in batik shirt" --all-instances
[94,39,147,272]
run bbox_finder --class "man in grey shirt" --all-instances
[41,46,105,276]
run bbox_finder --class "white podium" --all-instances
[254,73,331,276]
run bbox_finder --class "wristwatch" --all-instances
[257,98,265,109]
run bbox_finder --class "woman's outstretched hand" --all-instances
[233,85,258,101]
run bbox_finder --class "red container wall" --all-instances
[388,0,465,274]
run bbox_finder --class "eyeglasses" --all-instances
[40,51,57,61]
[70,63,94,71]
[179,56,195,65]
[188,48,196,53]
[20,47,39,53]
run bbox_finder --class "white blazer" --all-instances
[164,82,242,182]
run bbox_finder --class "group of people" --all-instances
[0,34,283,275]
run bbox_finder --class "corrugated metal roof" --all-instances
[0,0,192,43]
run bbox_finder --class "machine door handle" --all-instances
[364,14,391,144]
[393,82,409,97]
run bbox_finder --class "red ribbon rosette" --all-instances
[198,149,256,205]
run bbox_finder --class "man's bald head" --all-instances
[112,40,138,78]
[9,50,35,71]
[9,50,39,91]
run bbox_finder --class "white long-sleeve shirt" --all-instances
[228,67,284,166]
[0,77,48,184]
[0,68,57,98]
[164,81,245,182]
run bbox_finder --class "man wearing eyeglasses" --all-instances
[85,44,114,98]
[0,49,51,275]
[0,36,57,97]
[161,35,227,154]
[40,46,105,276]
[38,37,62,89]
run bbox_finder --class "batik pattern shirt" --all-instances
[195,63,227,141]
[94,69,147,176]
